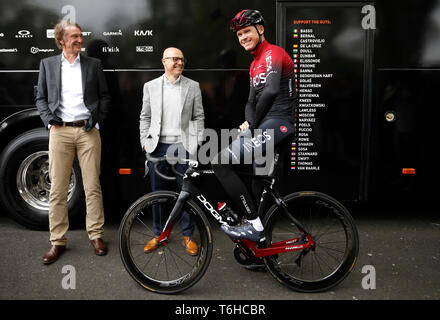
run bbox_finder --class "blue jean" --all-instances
[147,142,194,237]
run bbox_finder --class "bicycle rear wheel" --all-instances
[263,191,359,293]
[118,191,213,294]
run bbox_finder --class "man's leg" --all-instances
[48,126,76,246]
[76,127,105,241]
[147,143,172,236]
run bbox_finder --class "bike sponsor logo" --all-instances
[134,30,153,36]
[136,45,153,53]
[15,30,33,38]
[197,194,227,225]
[239,195,252,215]
[103,29,122,36]
[102,46,119,53]
[286,245,303,250]
[0,48,18,53]
[30,47,55,54]
[243,131,272,152]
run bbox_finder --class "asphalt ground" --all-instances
[0,201,439,315]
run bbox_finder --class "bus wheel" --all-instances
[0,128,85,230]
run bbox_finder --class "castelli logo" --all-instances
[280,126,288,133]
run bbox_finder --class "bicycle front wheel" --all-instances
[118,191,213,294]
[263,191,359,293]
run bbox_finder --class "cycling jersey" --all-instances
[245,40,297,128]
[212,40,297,222]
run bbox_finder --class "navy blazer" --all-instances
[35,53,111,131]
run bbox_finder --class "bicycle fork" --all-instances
[158,191,191,245]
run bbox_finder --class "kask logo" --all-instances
[134,30,153,36]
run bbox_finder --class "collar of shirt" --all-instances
[163,74,182,87]
[61,53,81,65]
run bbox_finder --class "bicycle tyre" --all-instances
[118,191,213,294]
[263,191,359,293]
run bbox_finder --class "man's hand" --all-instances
[238,121,250,132]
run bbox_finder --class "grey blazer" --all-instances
[139,75,205,155]
[35,53,111,131]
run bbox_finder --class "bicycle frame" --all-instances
[157,167,316,258]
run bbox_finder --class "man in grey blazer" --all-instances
[139,47,204,255]
[36,20,111,264]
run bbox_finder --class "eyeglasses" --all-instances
[164,57,186,63]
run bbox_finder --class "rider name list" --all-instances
[291,23,333,171]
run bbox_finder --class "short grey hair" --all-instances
[54,20,82,49]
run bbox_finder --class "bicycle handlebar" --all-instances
[145,154,193,181]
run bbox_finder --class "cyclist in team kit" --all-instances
[212,10,298,246]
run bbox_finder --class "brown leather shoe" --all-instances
[90,238,108,256]
[182,236,198,256]
[42,245,66,264]
[144,236,160,253]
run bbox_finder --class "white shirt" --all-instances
[56,53,91,122]
[159,74,182,143]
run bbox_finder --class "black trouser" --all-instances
[212,118,294,220]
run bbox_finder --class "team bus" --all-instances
[0,0,438,229]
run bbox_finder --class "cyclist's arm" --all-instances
[245,86,256,128]
[253,63,282,127]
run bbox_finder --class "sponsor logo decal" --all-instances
[136,46,153,53]
[134,30,153,36]
[30,47,55,54]
[15,30,32,38]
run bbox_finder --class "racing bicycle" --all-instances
[118,141,359,294]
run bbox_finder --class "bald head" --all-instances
[163,47,183,59]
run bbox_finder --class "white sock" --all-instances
[249,218,264,231]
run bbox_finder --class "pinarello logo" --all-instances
[280,126,288,133]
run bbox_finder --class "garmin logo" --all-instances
[136,46,153,53]
[103,29,122,36]
[15,30,33,38]
[134,30,153,36]
[30,47,55,54]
